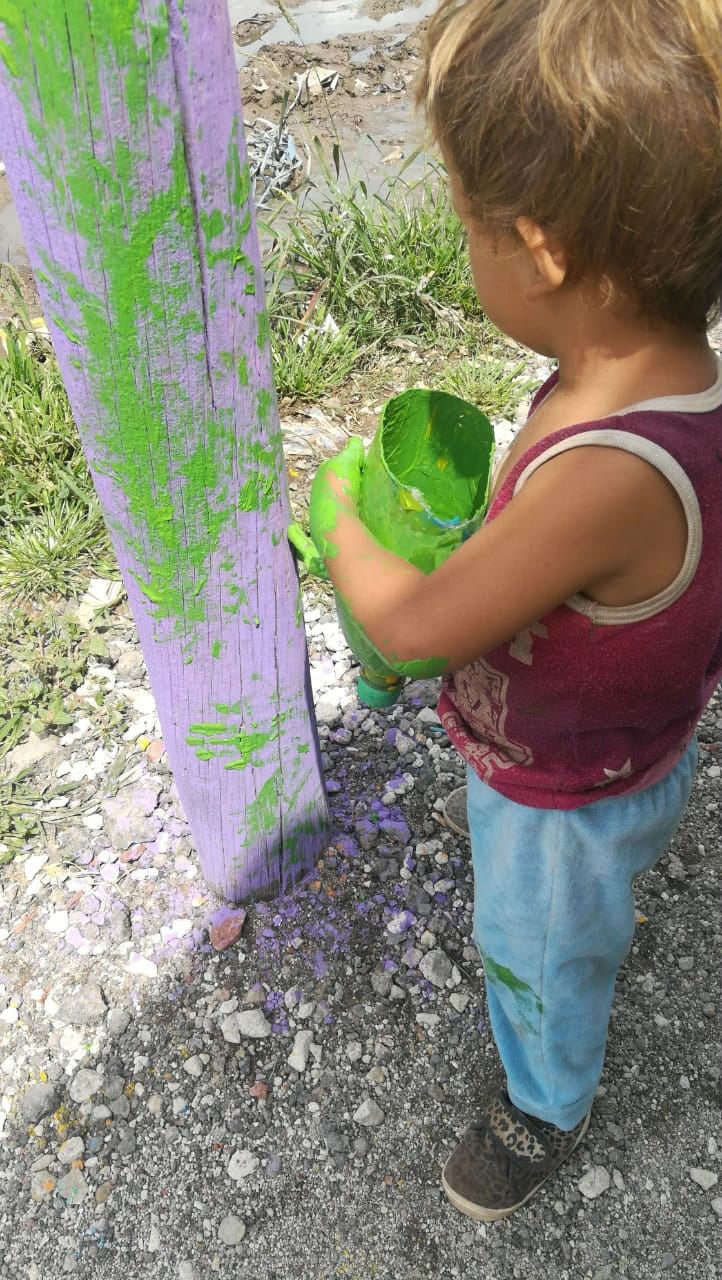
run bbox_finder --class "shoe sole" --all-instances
[441,1111,591,1222]
[442,787,470,839]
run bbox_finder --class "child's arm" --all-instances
[310,438,677,673]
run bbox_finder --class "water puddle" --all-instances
[229,0,435,57]
[0,0,429,273]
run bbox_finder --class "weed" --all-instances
[272,317,362,401]
[0,316,113,602]
[0,610,90,760]
[264,159,481,355]
[432,356,537,420]
[0,776,43,867]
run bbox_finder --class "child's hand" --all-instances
[308,436,365,564]
[288,522,329,580]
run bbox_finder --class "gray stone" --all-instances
[30,1171,56,1201]
[56,1167,89,1205]
[69,1068,102,1104]
[5,731,60,776]
[419,948,453,989]
[21,1083,59,1125]
[109,908,132,943]
[178,1263,199,1280]
[218,1214,247,1245]
[236,1009,271,1039]
[689,1167,718,1190]
[371,969,393,998]
[55,981,106,1026]
[115,650,145,681]
[579,1166,611,1199]
[353,1098,384,1127]
[287,1030,313,1073]
[58,1137,85,1164]
[183,1054,204,1077]
[101,782,162,849]
[107,1008,131,1038]
[228,1148,259,1180]
[102,1074,125,1101]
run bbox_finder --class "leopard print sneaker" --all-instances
[442,1089,590,1221]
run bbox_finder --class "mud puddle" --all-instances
[0,0,432,314]
[230,0,435,55]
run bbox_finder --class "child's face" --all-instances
[447,170,557,357]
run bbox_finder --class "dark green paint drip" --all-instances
[482,954,544,1014]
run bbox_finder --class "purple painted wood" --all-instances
[0,0,329,900]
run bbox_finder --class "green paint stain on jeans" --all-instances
[482,951,543,1036]
[483,955,543,1012]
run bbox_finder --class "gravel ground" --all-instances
[2,338,721,1278]
[2,609,720,1280]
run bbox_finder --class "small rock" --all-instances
[578,1166,610,1199]
[218,1214,246,1245]
[209,909,246,952]
[124,953,158,979]
[22,853,49,882]
[101,783,162,849]
[5,732,59,775]
[69,1069,102,1104]
[45,910,69,935]
[21,1083,58,1125]
[56,1167,89,1205]
[30,1172,57,1202]
[689,1167,718,1190]
[387,910,416,936]
[236,1009,271,1039]
[183,1055,204,1078]
[58,1137,85,1164]
[288,1030,313,1073]
[178,1264,199,1280]
[353,1098,384,1127]
[449,991,470,1013]
[419,948,453,989]
[107,1008,131,1038]
[711,1197,722,1217]
[228,1148,259,1180]
[147,1224,161,1252]
[55,981,106,1026]
[678,956,695,972]
[346,1040,363,1063]
[371,969,393,998]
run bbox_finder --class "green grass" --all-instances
[432,355,536,421]
[0,321,113,603]
[264,160,482,356]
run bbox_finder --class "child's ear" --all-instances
[515,216,568,299]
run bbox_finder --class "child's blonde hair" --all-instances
[418,0,722,330]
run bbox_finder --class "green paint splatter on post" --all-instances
[0,1,279,642]
[186,706,291,769]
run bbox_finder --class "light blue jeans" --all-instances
[467,740,697,1129]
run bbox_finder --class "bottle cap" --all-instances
[357,673,403,708]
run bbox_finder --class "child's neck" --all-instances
[548,308,717,423]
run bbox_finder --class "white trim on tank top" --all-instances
[513,431,703,625]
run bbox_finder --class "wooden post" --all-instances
[0,0,329,901]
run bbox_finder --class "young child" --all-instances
[306,0,722,1221]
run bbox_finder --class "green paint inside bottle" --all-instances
[339,388,494,706]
